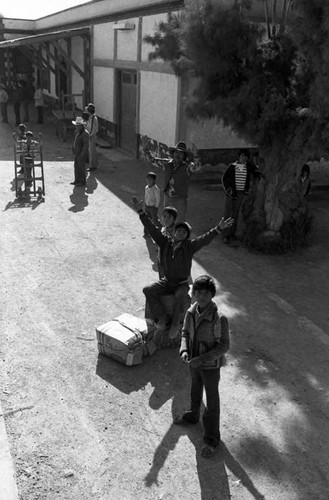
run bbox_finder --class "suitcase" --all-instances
[116,313,157,357]
[96,314,157,366]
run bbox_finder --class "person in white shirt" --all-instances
[85,103,99,171]
[144,172,161,238]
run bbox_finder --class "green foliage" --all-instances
[144,0,329,155]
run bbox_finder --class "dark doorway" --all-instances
[118,70,137,154]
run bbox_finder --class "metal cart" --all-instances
[13,132,45,202]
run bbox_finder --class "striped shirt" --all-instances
[234,163,247,191]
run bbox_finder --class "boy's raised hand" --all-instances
[132,196,144,213]
[217,217,234,232]
[180,351,189,363]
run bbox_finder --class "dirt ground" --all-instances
[1,107,329,500]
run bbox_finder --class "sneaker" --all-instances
[173,412,199,425]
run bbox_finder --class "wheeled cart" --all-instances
[13,132,45,201]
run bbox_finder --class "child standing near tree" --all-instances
[174,275,230,458]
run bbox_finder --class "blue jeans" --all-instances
[223,191,246,237]
[143,279,189,326]
[188,366,221,447]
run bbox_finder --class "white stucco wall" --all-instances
[93,66,115,122]
[141,13,168,63]
[140,71,178,146]
[116,17,139,61]
[93,23,114,60]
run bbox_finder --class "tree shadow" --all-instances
[68,186,89,212]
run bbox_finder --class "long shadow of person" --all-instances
[144,375,265,500]
[68,186,89,212]
[86,172,98,194]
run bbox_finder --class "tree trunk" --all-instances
[241,150,313,253]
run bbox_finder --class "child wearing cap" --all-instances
[71,117,89,187]
[15,124,27,173]
[85,103,99,171]
[143,172,161,238]
[174,274,230,459]
[23,131,38,187]
[158,206,178,278]
[132,197,233,339]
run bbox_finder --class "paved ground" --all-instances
[0,105,329,500]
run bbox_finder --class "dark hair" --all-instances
[238,148,250,158]
[174,221,191,238]
[192,275,216,297]
[162,206,178,220]
[18,123,26,130]
[146,171,156,179]
[26,131,33,136]
[301,164,310,177]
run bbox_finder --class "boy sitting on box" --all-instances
[132,197,233,339]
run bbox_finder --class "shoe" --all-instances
[173,413,198,425]
[200,444,219,458]
[223,236,230,244]
[70,181,78,185]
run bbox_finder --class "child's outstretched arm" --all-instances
[191,217,234,253]
[131,196,166,246]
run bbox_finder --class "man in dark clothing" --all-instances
[221,148,256,244]
[71,117,89,187]
[132,197,233,338]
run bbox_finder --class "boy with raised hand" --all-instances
[132,197,233,339]
[157,206,178,279]
[174,275,230,459]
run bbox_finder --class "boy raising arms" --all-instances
[175,275,230,458]
[132,197,233,338]
[158,206,178,279]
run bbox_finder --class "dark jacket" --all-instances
[222,161,256,199]
[140,213,219,284]
[180,301,230,370]
[72,128,89,161]
[163,159,192,198]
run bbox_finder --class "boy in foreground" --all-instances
[175,275,230,458]
[132,197,233,338]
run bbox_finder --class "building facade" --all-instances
[0,0,259,160]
